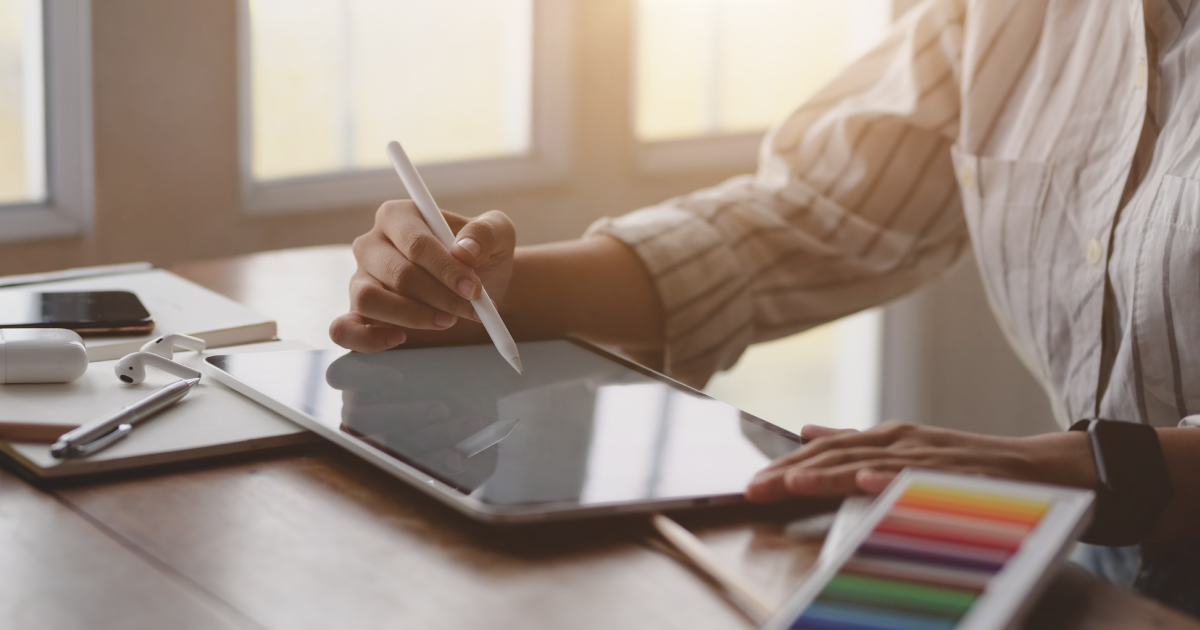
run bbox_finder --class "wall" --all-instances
[0,0,1059,437]
[0,0,741,275]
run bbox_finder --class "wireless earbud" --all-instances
[140,333,206,358]
[114,351,202,384]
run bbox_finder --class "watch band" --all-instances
[1069,418,1173,546]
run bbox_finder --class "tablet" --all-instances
[762,469,1093,630]
[204,339,805,523]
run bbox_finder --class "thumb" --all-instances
[450,210,515,268]
[799,424,858,442]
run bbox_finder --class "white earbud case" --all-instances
[0,328,89,384]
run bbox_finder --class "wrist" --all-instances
[502,244,570,341]
[501,235,664,347]
[1024,430,1097,489]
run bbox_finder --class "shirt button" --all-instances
[958,163,975,190]
[1135,59,1148,89]
[1085,238,1103,266]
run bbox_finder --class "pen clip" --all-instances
[70,423,133,458]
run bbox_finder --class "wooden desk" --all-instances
[4,245,1197,630]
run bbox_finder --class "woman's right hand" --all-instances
[329,200,517,353]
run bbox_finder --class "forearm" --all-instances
[503,235,664,349]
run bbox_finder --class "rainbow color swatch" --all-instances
[790,482,1051,630]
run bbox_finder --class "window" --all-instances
[0,0,93,243]
[0,0,44,205]
[239,0,570,214]
[633,0,891,172]
[632,1,895,431]
[705,311,882,433]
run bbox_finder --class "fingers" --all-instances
[745,420,1031,503]
[856,468,898,495]
[764,422,915,471]
[341,202,518,349]
[450,210,516,268]
[356,239,479,321]
[349,270,462,330]
[747,444,1003,502]
[800,424,857,439]
[799,424,858,442]
[748,446,890,500]
[371,201,483,301]
[747,457,909,501]
[329,312,406,353]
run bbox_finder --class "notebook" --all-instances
[0,340,315,479]
[0,267,278,362]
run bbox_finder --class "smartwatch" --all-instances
[1069,418,1173,546]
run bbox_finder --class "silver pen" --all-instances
[50,377,200,459]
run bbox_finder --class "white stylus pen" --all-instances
[386,140,523,374]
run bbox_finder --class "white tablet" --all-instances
[761,469,1094,630]
[203,339,806,523]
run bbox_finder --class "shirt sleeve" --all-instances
[587,0,971,388]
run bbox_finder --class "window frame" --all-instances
[632,131,762,175]
[0,0,95,244]
[236,0,573,216]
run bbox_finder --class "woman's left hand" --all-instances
[745,420,1097,502]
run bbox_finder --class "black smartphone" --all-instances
[0,291,154,335]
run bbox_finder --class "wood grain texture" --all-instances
[9,247,1191,630]
[54,447,821,630]
[0,467,245,630]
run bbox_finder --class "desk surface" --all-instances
[4,245,1198,630]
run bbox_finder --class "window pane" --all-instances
[0,0,46,205]
[704,309,882,433]
[249,0,532,182]
[635,0,891,142]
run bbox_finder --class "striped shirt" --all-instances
[589,0,1200,429]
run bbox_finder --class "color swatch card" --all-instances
[763,470,1093,630]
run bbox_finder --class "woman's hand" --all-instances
[745,420,1097,502]
[330,201,516,353]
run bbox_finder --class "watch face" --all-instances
[1090,420,1170,494]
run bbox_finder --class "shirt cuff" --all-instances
[586,203,754,388]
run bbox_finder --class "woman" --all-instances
[331,0,1200,615]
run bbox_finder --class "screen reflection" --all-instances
[216,340,804,508]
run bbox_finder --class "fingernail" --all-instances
[386,330,406,347]
[785,469,812,488]
[457,279,479,300]
[434,313,457,328]
[469,310,481,323]
[456,237,481,259]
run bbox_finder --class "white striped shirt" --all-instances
[589,0,1200,429]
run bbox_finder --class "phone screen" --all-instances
[0,291,153,334]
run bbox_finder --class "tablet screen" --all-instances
[207,340,803,510]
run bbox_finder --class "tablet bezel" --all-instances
[203,338,804,524]
[760,469,1094,630]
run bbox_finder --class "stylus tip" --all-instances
[508,356,523,375]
